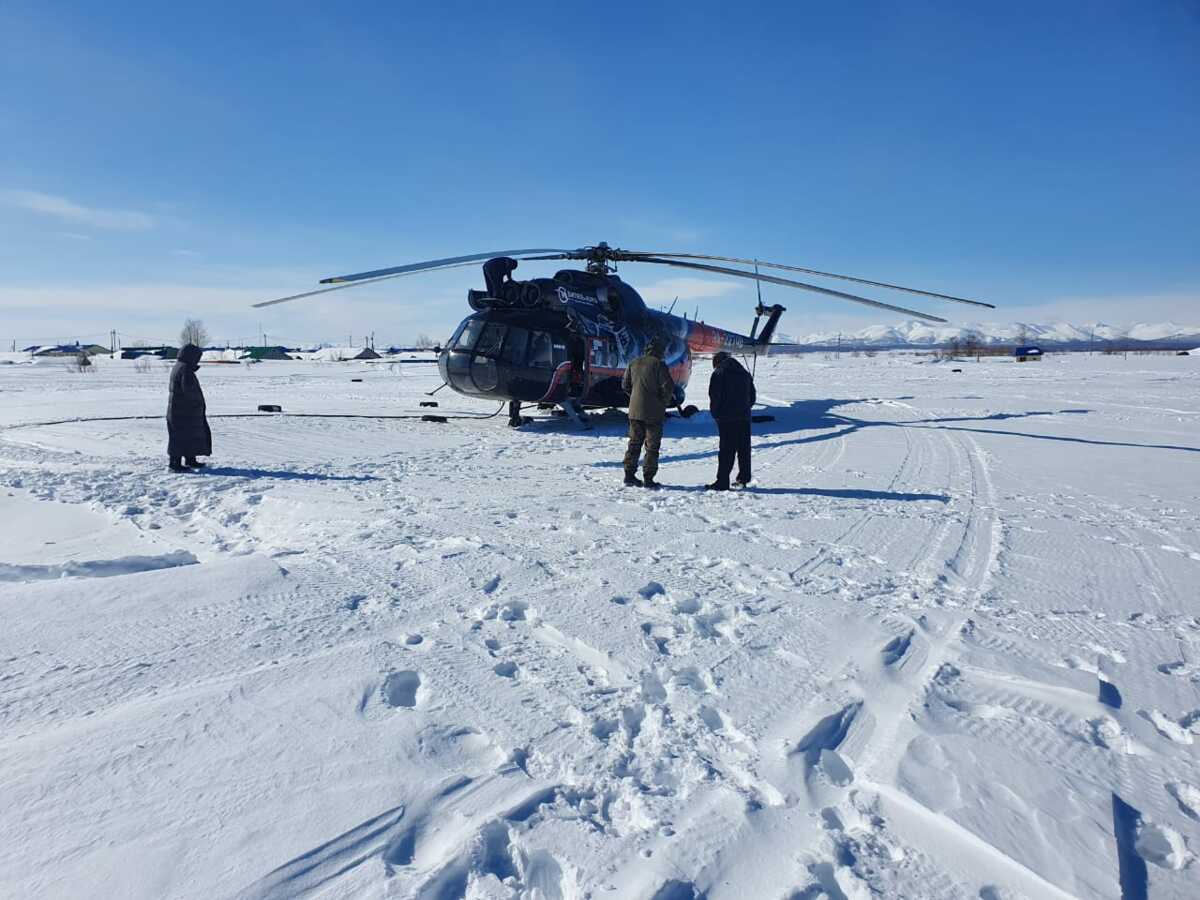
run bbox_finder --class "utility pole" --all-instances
[836,333,841,360]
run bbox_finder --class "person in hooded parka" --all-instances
[166,344,212,472]
[706,351,756,490]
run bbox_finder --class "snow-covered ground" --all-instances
[1,352,1198,899]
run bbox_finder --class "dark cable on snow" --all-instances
[2,404,510,430]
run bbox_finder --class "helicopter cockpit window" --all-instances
[528,331,554,368]
[501,326,530,365]
[455,319,484,350]
[475,322,506,358]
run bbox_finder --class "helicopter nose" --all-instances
[440,348,499,396]
[440,348,471,393]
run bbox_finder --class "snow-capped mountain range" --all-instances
[776,321,1200,348]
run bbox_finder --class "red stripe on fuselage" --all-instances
[684,321,754,354]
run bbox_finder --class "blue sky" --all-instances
[2,1,1198,347]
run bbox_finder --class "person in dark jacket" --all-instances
[706,351,756,490]
[166,344,212,472]
[620,336,675,488]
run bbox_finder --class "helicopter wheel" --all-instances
[680,404,699,418]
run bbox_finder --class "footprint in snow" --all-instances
[493,660,518,678]
[381,670,421,708]
[672,666,714,694]
[1135,818,1192,870]
[1139,708,1195,744]
[1166,781,1200,820]
[590,717,619,741]
[881,629,914,666]
[673,596,701,614]
[641,672,667,704]
[499,601,528,621]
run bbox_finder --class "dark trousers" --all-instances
[624,419,663,479]
[715,419,751,486]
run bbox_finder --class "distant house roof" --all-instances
[305,346,380,361]
[121,346,178,360]
[201,348,244,362]
[30,343,102,357]
[243,346,293,360]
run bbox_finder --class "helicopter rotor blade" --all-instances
[318,248,573,284]
[253,260,486,308]
[622,251,993,310]
[632,256,949,323]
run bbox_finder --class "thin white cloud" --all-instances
[2,189,156,230]
[1002,290,1200,326]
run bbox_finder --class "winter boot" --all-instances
[643,477,661,490]
[169,457,188,473]
[705,481,730,491]
[186,457,207,468]
[624,472,644,487]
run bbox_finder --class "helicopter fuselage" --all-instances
[437,260,783,413]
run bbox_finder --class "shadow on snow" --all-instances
[199,466,378,483]
[587,397,1199,469]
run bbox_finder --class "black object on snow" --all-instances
[422,414,448,423]
[258,404,283,413]
[420,401,438,407]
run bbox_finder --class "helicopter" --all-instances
[255,243,995,427]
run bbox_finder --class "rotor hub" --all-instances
[583,242,618,274]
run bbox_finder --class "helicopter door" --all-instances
[589,336,615,373]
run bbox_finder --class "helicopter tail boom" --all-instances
[752,303,786,351]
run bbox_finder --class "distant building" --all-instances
[242,346,294,361]
[200,348,244,363]
[1014,345,1044,362]
[305,346,381,361]
[121,346,178,360]
[25,342,110,358]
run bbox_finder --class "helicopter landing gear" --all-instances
[507,400,525,428]
[560,398,593,430]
